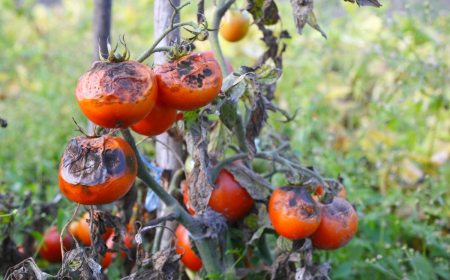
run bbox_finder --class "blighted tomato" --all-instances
[155,52,222,111]
[130,97,177,136]
[183,169,254,222]
[59,135,137,205]
[175,225,203,272]
[269,186,321,240]
[76,60,158,128]
[39,226,72,263]
[310,197,358,250]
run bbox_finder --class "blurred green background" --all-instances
[0,0,449,279]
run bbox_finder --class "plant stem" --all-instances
[136,21,198,63]
[209,0,236,76]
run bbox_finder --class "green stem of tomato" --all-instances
[136,21,199,63]
[121,128,223,274]
[209,0,236,76]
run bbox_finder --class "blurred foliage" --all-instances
[0,0,449,279]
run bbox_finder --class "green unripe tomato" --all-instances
[271,173,286,187]
[252,158,270,174]
[185,155,194,174]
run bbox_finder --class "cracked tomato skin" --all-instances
[269,186,321,240]
[76,60,158,128]
[59,135,137,205]
[130,97,177,137]
[39,226,72,263]
[310,197,358,250]
[175,225,203,272]
[155,52,222,111]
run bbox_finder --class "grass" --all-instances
[0,0,449,279]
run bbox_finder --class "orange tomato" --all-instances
[155,52,222,111]
[76,60,158,128]
[175,225,203,272]
[130,97,177,137]
[39,226,72,263]
[59,135,137,205]
[219,9,250,42]
[268,186,321,240]
[183,169,254,222]
[310,197,358,250]
[76,212,113,246]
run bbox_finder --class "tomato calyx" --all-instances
[99,35,131,63]
[165,41,193,61]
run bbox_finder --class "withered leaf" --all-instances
[188,122,214,214]
[120,270,159,280]
[200,207,228,238]
[183,109,201,131]
[290,0,314,35]
[222,73,247,102]
[246,0,280,25]
[223,163,273,200]
[245,96,268,160]
[62,247,101,280]
[270,252,300,280]
[95,211,130,259]
[306,10,327,38]
[152,248,181,278]
[208,120,232,160]
[5,258,53,280]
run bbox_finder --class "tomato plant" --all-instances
[131,97,177,137]
[310,197,358,250]
[219,9,250,42]
[268,186,321,240]
[183,168,254,222]
[154,52,223,111]
[59,135,137,205]
[39,226,72,263]
[175,225,203,272]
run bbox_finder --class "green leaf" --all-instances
[247,226,266,246]
[183,109,200,131]
[276,236,292,252]
[222,73,247,102]
[253,64,282,85]
[219,101,237,131]
[244,213,259,231]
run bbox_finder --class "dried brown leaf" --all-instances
[223,163,273,200]
[290,0,314,35]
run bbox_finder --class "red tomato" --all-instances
[131,97,177,136]
[269,186,321,240]
[155,52,222,111]
[183,169,254,222]
[39,226,72,263]
[175,225,203,271]
[76,60,158,128]
[310,197,358,250]
[59,135,137,205]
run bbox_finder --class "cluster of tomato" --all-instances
[269,183,358,250]
[39,211,133,267]
[58,42,225,206]
[177,165,357,271]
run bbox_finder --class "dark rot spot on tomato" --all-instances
[76,60,158,128]
[310,197,358,250]
[59,135,137,205]
[155,52,222,111]
[269,186,321,240]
